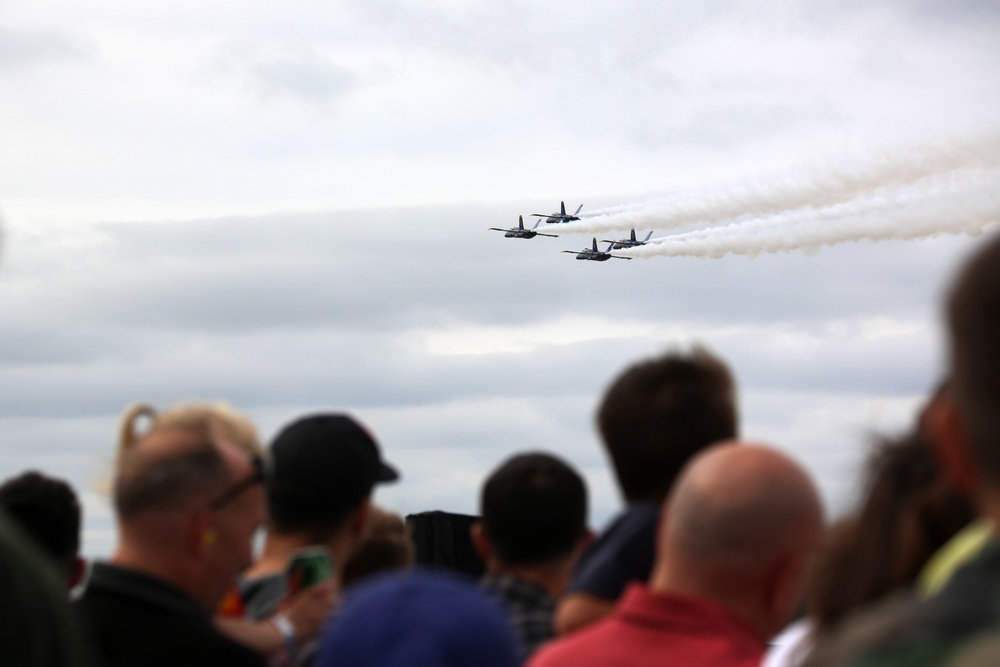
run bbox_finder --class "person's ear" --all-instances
[189,510,218,560]
[762,555,806,637]
[349,497,372,538]
[470,521,491,564]
[69,556,87,591]
[927,395,980,497]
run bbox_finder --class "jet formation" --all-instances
[489,201,653,264]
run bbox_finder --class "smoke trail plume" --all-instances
[621,166,1000,259]
[559,135,1000,241]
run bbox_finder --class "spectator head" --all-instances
[598,346,738,504]
[473,452,589,570]
[114,416,266,611]
[652,443,823,642]
[0,471,84,589]
[939,234,1000,495]
[267,414,399,544]
[806,429,974,632]
[340,507,415,589]
[317,570,518,667]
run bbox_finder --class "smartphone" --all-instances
[286,547,335,595]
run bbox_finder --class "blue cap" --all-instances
[316,569,518,667]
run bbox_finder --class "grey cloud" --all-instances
[0,25,96,67]
[210,43,359,107]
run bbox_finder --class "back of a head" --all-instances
[340,508,414,589]
[268,413,399,541]
[480,452,588,567]
[807,431,974,631]
[0,471,81,573]
[114,423,230,522]
[598,347,738,503]
[663,443,823,577]
[317,570,518,667]
[947,233,1000,486]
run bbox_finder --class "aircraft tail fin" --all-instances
[630,229,636,242]
[574,204,584,215]
[561,201,567,216]
[532,219,541,230]
[518,215,524,230]
[643,230,653,242]
[592,238,598,251]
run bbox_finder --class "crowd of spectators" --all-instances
[5,231,1000,666]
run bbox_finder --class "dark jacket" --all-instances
[75,563,267,667]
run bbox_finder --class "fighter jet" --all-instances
[562,238,632,262]
[531,201,583,224]
[489,215,559,239]
[602,229,653,250]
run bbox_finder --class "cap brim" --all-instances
[377,461,400,483]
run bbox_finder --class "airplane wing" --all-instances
[610,255,632,260]
[561,250,580,254]
[536,233,559,238]
[488,228,509,232]
[530,213,556,218]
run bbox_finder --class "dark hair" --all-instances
[114,426,230,520]
[0,471,81,570]
[947,234,1000,485]
[597,347,738,503]
[806,430,974,631]
[480,452,587,567]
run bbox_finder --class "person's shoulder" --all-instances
[569,504,659,599]
[527,616,619,667]
[239,572,288,620]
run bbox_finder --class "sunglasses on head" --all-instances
[206,455,266,511]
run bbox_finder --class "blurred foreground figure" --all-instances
[557,347,739,634]
[0,513,96,667]
[316,570,518,667]
[531,443,823,667]
[473,452,590,662]
[75,415,268,667]
[0,470,86,590]
[805,234,1000,666]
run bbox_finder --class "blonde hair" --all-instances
[116,401,264,472]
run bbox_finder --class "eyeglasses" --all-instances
[206,455,266,511]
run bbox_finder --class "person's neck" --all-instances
[114,543,210,611]
[245,527,354,585]
[487,559,573,598]
[649,560,770,643]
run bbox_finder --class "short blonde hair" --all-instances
[116,401,264,470]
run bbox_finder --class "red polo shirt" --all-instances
[529,583,765,667]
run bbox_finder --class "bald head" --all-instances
[652,443,823,640]
[114,426,241,522]
[663,443,823,573]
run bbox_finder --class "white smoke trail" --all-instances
[621,166,1000,259]
[557,135,1000,237]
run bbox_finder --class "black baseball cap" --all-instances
[269,414,399,514]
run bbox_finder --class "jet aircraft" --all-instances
[489,215,559,239]
[602,229,653,250]
[562,238,632,262]
[531,201,583,224]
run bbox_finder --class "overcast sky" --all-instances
[2,1,999,557]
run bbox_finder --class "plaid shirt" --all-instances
[481,572,556,663]
[804,539,1000,667]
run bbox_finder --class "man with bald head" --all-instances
[530,443,824,667]
[75,417,268,667]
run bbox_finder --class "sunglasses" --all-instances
[206,455,267,511]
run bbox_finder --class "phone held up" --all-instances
[286,547,335,596]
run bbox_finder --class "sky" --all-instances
[1,1,999,557]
